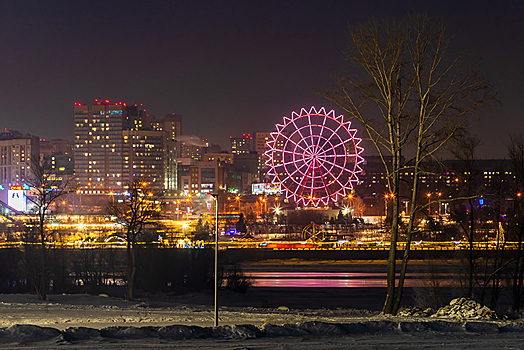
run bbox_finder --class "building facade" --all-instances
[188,161,226,195]
[0,129,39,188]
[40,138,74,175]
[74,100,177,195]
[74,100,126,194]
[230,133,254,154]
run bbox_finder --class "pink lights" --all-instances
[265,106,364,207]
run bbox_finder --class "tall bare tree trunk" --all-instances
[324,14,492,315]
[126,237,136,301]
[383,147,401,314]
[513,226,524,311]
[38,218,48,301]
[393,174,418,312]
[393,117,423,313]
[467,198,475,298]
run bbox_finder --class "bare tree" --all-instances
[322,14,493,314]
[107,180,162,300]
[507,134,524,311]
[450,135,482,298]
[24,156,76,300]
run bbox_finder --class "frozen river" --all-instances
[241,260,462,288]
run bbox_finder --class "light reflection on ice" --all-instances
[247,272,455,288]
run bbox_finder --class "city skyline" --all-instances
[1,1,523,157]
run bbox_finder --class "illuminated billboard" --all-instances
[8,189,26,212]
[252,183,281,195]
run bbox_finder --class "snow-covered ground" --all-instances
[0,293,523,349]
[0,293,376,330]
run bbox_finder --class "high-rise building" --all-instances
[230,133,254,154]
[151,113,182,141]
[151,114,182,187]
[180,136,207,160]
[0,129,39,187]
[74,100,126,194]
[40,139,74,175]
[125,104,149,130]
[74,100,177,195]
[255,131,271,180]
[123,129,176,192]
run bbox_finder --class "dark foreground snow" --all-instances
[0,319,523,349]
[0,294,523,349]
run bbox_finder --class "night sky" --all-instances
[0,0,522,158]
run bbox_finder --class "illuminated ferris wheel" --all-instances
[265,106,364,207]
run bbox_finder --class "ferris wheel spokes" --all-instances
[266,106,364,207]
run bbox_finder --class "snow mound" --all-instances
[261,323,309,337]
[0,324,62,343]
[158,325,211,340]
[397,307,434,317]
[63,327,101,341]
[100,326,159,339]
[212,325,261,340]
[296,321,346,336]
[464,321,499,333]
[431,298,498,320]
[500,322,524,332]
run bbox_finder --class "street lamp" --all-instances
[384,193,390,217]
[437,192,442,216]
[235,195,241,212]
[347,194,354,214]
[259,196,267,219]
[426,193,432,217]
[210,193,219,327]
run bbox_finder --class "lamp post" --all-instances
[347,194,354,214]
[426,193,432,217]
[437,192,442,216]
[235,195,240,213]
[76,189,82,214]
[211,193,219,327]
[384,193,390,217]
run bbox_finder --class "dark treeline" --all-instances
[0,247,217,297]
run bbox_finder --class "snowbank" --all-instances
[0,319,522,345]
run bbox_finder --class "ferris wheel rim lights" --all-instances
[265,106,365,207]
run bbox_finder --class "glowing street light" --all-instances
[384,193,394,217]
[437,192,442,216]
[347,193,354,213]
[259,196,267,219]
[427,193,432,217]
[235,195,241,212]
